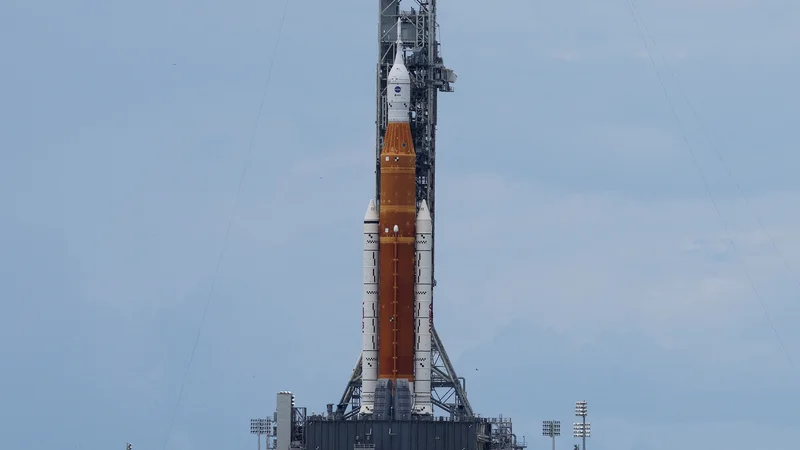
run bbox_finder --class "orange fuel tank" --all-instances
[378,121,416,383]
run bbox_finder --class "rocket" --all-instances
[359,18,433,417]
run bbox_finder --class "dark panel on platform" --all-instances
[304,419,490,450]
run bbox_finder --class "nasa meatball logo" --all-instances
[394,86,401,93]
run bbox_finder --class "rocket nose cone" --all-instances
[388,20,410,84]
[364,199,379,221]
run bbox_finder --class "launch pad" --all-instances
[267,2,525,449]
[304,417,512,450]
[271,390,524,450]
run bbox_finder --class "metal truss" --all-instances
[338,325,474,419]
[338,355,363,420]
[489,416,528,450]
[430,327,473,417]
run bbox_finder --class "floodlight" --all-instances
[250,417,272,450]
[573,400,591,450]
[573,422,591,438]
[542,420,561,450]
[541,420,561,437]
[574,401,587,417]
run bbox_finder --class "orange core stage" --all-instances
[378,121,416,384]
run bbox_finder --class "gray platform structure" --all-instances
[271,391,526,450]
[268,2,526,449]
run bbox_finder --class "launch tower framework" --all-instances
[340,0,466,419]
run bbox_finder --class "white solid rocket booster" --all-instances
[360,199,379,415]
[413,200,433,415]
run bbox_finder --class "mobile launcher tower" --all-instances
[269,2,526,450]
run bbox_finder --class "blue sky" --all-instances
[2,1,800,449]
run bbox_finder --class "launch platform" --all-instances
[269,391,523,450]
[304,417,502,450]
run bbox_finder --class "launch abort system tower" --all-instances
[269,2,525,449]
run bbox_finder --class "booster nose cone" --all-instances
[364,199,379,222]
[387,18,410,122]
[417,200,431,222]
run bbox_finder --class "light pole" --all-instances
[250,418,270,450]
[542,420,560,450]
[573,400,590,450]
